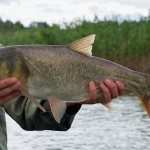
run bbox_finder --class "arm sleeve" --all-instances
[4,95,81,131]
[0,108,7,150]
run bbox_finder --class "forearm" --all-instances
[4,95,81,131]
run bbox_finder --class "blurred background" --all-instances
[0,0,150,149]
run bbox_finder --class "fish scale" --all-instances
[0,34,150,123]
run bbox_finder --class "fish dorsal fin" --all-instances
[67,34,96,57]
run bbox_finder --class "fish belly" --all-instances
[27,75,88,102]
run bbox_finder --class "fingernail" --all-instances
[17,81,21,86]
[89,81,95,86]
[116,81,125,89]
[105,79,111,83]
[16,82,21,88]
[10,77,17,83]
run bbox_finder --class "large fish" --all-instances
[0,35,150,122]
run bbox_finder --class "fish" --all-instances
[0,34,150,123]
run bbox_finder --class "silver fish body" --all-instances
[0,34,150,122]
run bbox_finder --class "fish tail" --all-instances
[140,97,150,117]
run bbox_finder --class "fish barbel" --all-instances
[0,34,150,122]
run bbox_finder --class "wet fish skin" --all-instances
[0,34,150,122]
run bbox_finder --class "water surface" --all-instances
[6,96,150,150]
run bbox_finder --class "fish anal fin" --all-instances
[48,96,67,123]
[67,34,96,57]
[102,103,112,109]
[140,97,150,117]
[20,85,46,112]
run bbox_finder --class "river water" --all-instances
[6,96,150,150]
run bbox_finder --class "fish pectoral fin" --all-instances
[67,34,95,57]
[48,96,67,123]
[20,85,46,112]
[140,97,150,117]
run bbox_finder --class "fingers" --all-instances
[115,81,125,96]
[0,81,20,98]
[0,91,21,105]
[88,81,97,100]
[0,77,21,106]
[0,77,18,89]
[84,79,125,105]
[100,81,111,101]
[102,79,119,98]
[82,81,98,104]
[99,79,124,103]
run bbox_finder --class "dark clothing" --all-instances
[0,96,81,150]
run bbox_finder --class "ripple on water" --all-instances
[6,96,150,150]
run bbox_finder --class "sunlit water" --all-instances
[6,96,150,150]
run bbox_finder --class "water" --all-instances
[6,96,150,150]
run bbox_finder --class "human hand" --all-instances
[0,77,21,106]
[82,79,125,105]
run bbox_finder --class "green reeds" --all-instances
[0,18,149,73]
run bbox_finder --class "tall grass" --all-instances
[0,18,150,73]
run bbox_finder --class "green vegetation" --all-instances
[0,17,150,73]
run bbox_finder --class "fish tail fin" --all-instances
[67,34,96,57]
[140,97,150,117]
